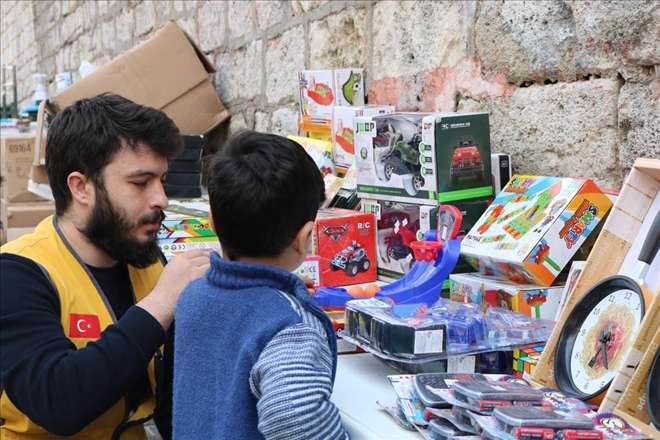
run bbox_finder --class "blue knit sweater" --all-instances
[173,252,349,439]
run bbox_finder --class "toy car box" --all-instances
[332,105,395,173]
[449,272,565,320]
[460,175,613,287]
[311,207,377,287]
[298,69,364,133]
[354,112,494,205]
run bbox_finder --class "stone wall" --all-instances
[1,0,658,188]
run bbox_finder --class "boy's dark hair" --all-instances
[207,130,325,260]
[45,93,184,215]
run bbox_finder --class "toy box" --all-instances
[159,198,216,240]
[449,272,565,320]
[513,345,545,379]
[354,112,494,205]
[311,207,377,287]
[159,237,221,261]
[460,175,613,287]
[361,198,429,281]
[288,135,337,176]
[332,105,395,173]
[298,69,364,132]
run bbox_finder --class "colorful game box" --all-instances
[288,135,337,177]
[159,198,216,240]
[449,272,565,320]
[331,105,395,173]
[460,175,613,286]
[513,346,545,379]
[311,207,377,287]
[354,112,494,205]
[298,69,364,133]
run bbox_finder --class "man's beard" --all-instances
[81,187,165,268]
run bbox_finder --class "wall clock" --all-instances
[555,209,660,402]
[647,348,660,430]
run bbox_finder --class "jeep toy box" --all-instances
[449,272,565,320]
[460,175,613,287]
[354,112,493,205]
[332,105,395,174]
[311,208,377,287]
[298,69,364,133]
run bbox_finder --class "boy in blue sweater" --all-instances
[173,131,350,439]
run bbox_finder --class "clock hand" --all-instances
[601,340,609,370]
[588,344,603,368]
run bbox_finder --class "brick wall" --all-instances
[1,0,658,188]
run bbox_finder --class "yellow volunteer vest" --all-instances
[0,216,165,440]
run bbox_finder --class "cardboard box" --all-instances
[513,345,545,380]
[35,20,229,165]
[298,69,365,132]
[460,175,613,287]
[1,200,54,230]
[449,272,565,320]
[288,135,337,176]
[311,208,377,287]
[530,158,660,393]
[331,105,395,173]
[613,324,660,438]
[354,112,494,205]
[1,134,47,202]
[159,198,216,240]
[6,227,36,242]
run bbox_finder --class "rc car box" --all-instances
[332,105,395,174]
[311,207,376,287]
[298,69,364,133]
[34,20,230,166]
[354,112,494,206]
[449,272,565,320]
[460,175,613,287]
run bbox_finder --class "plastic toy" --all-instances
[313,205,462,308]
[383,217,419,263]
[329,241,371,276]
[450,135,485,184]
[374,124,425,196]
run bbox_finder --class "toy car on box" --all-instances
[450,135,485,184]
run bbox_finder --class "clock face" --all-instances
[567,288,644,396]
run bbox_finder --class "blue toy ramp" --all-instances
[374,237,461,305]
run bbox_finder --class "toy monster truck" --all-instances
[450,135,484,184]
[375,130,425,196]
[330,241,371,276]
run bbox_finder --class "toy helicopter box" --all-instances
[354,112,494,206]
[298,69,364,133]
[311,207,377,287]
[449,272,565,320]
[332,105,395,174]
[460,175,613,287]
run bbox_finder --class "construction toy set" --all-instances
[354,112,493,205]
[460,175,613,287]
[448,272,565,320]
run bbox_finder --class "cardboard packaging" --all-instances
[613,324,660,438]
[512,345,545,380]
[34,20,230,166]
[311,208,377,287]
[460,175,613,287]
[530,158,660,396]
[354,112,494,205]
[449,272,565,320]
[1,200,55,230]
[298,69,365,133]
[159,198,216,240]
[491,153,512,196]
[1,134,47,202]
[287,135,337,176]
[331,105,395,173]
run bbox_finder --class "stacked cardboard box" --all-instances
[1,132,54,242]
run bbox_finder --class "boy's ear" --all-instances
[292,220,314,255]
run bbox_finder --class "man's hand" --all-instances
[137,250,211,329]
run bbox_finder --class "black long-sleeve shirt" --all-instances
[0,253,173,438]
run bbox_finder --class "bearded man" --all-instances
[0,93,210,439]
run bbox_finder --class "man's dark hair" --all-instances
[207,131,325,260]
[45,93,184,215]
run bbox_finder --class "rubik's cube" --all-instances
[513,345,545,378]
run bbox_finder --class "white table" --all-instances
[332,353,419,440]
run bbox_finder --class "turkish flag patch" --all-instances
[69,313,101,338]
